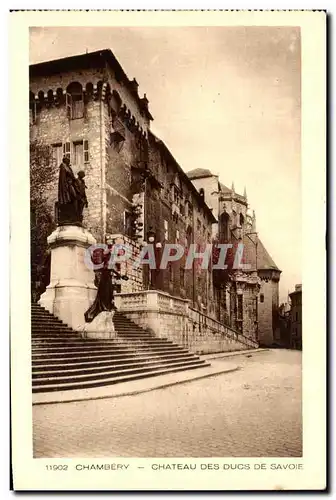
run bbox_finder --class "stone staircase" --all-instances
[31,304,210,393]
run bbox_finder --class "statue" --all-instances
[57,156,80,225]
[75,170,88,223]
[84,244,128,323]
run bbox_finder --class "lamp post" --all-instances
[146,227,163,290]
[147,228,156,290]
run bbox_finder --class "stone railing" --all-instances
[115,290,259,354]
[114,290,189,346]
[188,307,258,352]
[114,291,148,311]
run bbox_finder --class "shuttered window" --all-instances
[84,140,89,163]
[63,142,71,162]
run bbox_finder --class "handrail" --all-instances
[188,306,258,347]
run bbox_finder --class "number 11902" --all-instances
[46,465,68,471]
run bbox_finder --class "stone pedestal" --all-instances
[80,311,116,339]
[39,225,97,330]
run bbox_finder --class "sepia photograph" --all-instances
[29,24,302,458]
[10,10,326,491]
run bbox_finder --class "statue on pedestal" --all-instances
[76,170,88,223]
[84,244,128,323]
[57,157,88,226]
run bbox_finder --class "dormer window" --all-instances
[66,82,84,119]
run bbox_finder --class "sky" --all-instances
[29,26,301,303]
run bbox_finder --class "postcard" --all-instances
[10,10,326,491]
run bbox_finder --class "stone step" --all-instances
[31,304,210,393]
[31,340,185,351]
[31,326,74,334]
[32,351,195,366]
[33,362,210,393]
[32,352,197,372]
[35,360,206,388]
[31,338,182,348]
[32,338,173,346]
[32,341,176,351]
[32,354,199,378]
[32,345,188,358]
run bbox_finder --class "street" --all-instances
[33,349,302,457]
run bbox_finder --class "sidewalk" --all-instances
[32,348,267,406]
[200,347,268,361]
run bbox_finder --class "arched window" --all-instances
[66,82,84,119]
[239,213,244,227]
[219,212,230,242]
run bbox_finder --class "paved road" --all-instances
[33,349,302,458]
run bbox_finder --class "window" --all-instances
[219,212,230,241]
[199,188,205,198]
[84,140,89,163]
[260,294,264,303]
[237,295,243,321]
[168,262,173,282]
[51,144,63,167]
[222,288,227,311]
[66,82,84,119]
[186,226,192,248]
[296,312,299,321]
[172,186,179,203]
[63,142,71,163]
[164,220,169,241]
[176,229,180,243]
[124,210,133,237]
[71,140,90,169]
[239,213,245,227]
[180,267,185,288]
[73,142,84,168]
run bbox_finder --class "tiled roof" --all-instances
[242,235,281,272]
[186,168,214,179]
[219,182,231,194]
[186,170,243,198]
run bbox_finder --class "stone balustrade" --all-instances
[115,290,259,354]
[187,307,259,353]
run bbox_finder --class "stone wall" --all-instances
[107,233,143,292]
[30,96,105,240]
[257,279,274,345]
[147,136,215,316]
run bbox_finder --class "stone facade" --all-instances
[30,51,217,319]
[146,132,215,316]
[30,49,278,346]
[188,168,281,345]
[289,284,302,350]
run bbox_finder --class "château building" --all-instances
[29,49,281,346]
